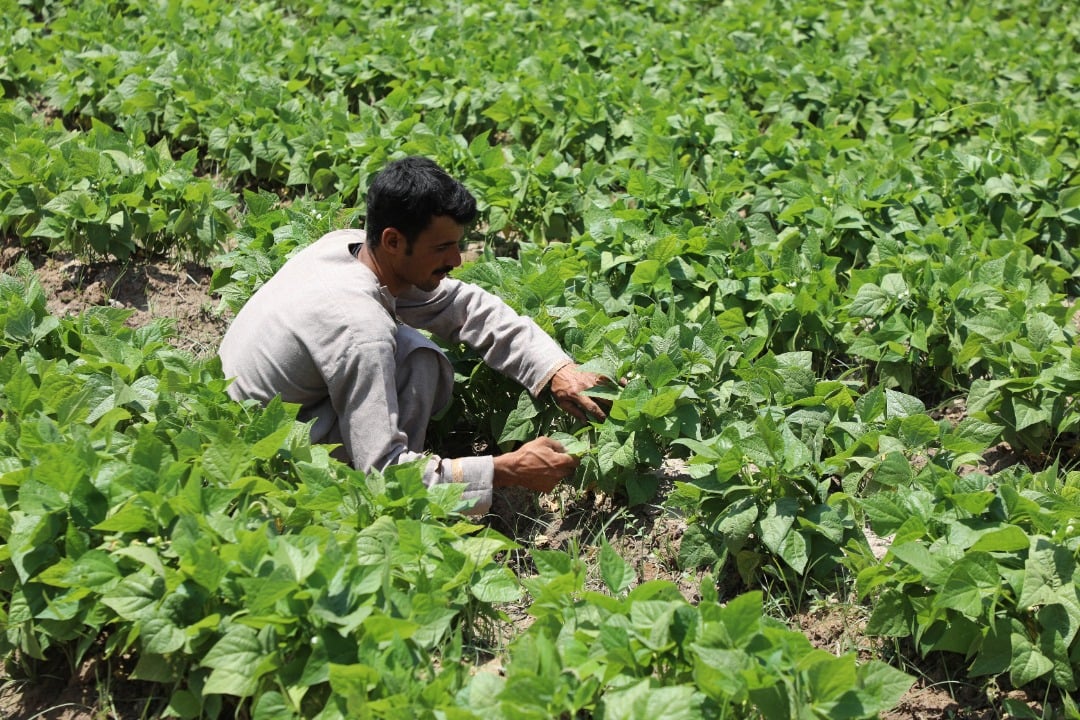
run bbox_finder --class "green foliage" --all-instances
[0,99,236,260]
[0,267,517,717]
[3,0,1077,260]
[463,550,911,719]
[856,465,1080,693]
[0,264,916,716]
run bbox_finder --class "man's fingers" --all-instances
[536,435,566,452]
[583,395,607,420]
[558,398,592,423]
[556,398,584,422]
[560,395,607,422]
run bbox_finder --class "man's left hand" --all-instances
[550,363,612,423]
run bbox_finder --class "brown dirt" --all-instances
[488,465,711,605]
[0,651,167,720]
[1,245,230,359]
[790,601,1057,720]
[0,245,1059,719]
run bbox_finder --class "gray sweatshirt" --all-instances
[218,228,571,513]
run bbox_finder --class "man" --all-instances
[219,156,607,514]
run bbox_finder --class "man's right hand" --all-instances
[492,436,579,492]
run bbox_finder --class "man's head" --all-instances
[365,156,477,252]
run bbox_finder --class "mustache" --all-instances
[435,266,455,275]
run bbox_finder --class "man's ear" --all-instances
[381,227,406,255]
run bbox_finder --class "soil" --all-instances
[0,246,1055,719]
[1,246,231,359]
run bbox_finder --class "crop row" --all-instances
[1,0,1077,262]
[0,99,235,260]
[212,180,1080,698]
[0,265,915,718]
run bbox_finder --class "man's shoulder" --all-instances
[317,228,367,245]
[229,227,385,334]
[269,228,372,285]
[292,228,366,263]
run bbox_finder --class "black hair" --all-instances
[364,156,477,249]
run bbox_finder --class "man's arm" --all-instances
[399,279,616,424]
[396,278,571,397]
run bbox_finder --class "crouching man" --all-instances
[218,156,607,514]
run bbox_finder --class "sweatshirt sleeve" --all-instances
[395,279,571,396]
[327,334,495,515]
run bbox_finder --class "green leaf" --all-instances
[599,680,702,720]
[775,351,815,400]
[629,601,675,650]
[678,524,723,570]
[644,354,680,389]
[641,389,680,418]
[132,653,184,684]
[1017,538,1080,623]
[101,571,162,621]
[856,386,886,423]
[202,624,264,697]
[865,590,912,637]
[599,541,635,595]
[1010,631,1054,687]
[885,390,925,419]
[970,616,1013,677]
[889,541,951,585]
[328,662,380,710]
[625,473,659,506]
[759,498,808,573]
[1009,396,1050,432]
[942,418,1003,454]
[629,259,662,286]
[803,650,857,702]
[94,500,157,533]
[934,552,999,619]
[716,496,758,552]
[471,565,522,603]
[1058,185,1080,211]
[252,691,292,720]
[848,283,889,318]
[498,391,541,447]
[969,525,1030,553]
[201,436,251,484]
[874,452,913,487]
[62,550,121,591]
[966,311,1014,343]
[715,591,765,648]
[898,414,939,448]
[141,616,187,655]
[857,660,915,712]
[531,549,575,580]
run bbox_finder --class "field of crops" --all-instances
[2,0,1080,717]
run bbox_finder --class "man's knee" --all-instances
[400,345,454,415]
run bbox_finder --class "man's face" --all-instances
[400,215,465,292]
